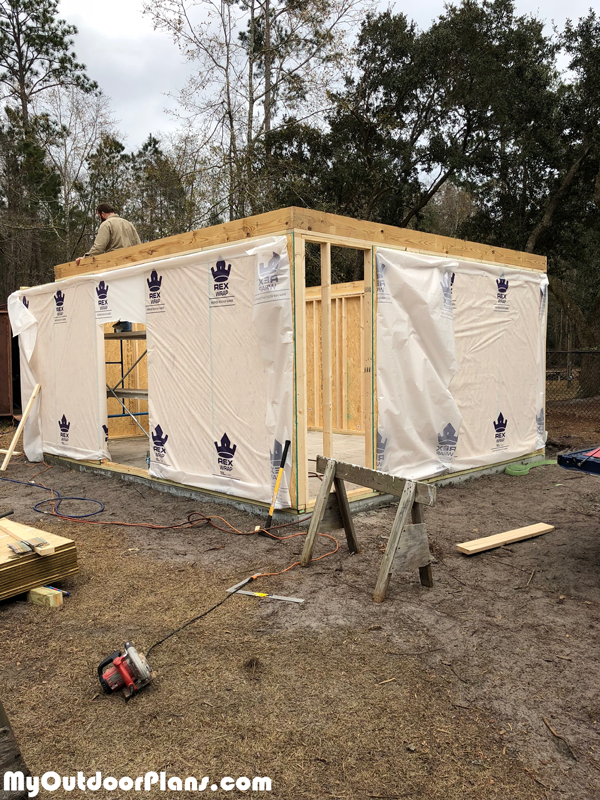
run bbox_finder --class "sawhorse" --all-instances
[300,456,436,602]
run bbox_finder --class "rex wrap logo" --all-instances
[95,280,111,320]
[436,423,459,464]
[254,250,291,307]
[146,270,165,314]
[376,259,391,304]
[54,289,67,324]
[58,414,70,444]
[377,430,388,471]
[22,296,29,308]
[215,433,237,476]
[492,412,508,451]
[102,424,109,444]
[495,275,510,313]
[440,272,455,318]
[258,252,281,293]
[151,425,168,463]
[210,259,234,308]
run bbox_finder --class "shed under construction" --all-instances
[7,207,547,515]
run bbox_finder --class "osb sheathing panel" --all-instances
[104,323,148,439]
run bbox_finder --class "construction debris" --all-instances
[456,523,555,555]
[27,586,64,607]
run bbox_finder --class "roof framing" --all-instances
[54,207,546,280]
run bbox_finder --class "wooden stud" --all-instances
[373,481,417,602]
[0,383,41,471]
[321,242,333,458]
[300,458,336,566]
[363,249,375,470]
[360,292,365,435]
[333,476,360,554]
[292,234,308,512]
[341,296,348,431]
[333,297,342,430]
[312,300,320,430]
[305,279,366,436]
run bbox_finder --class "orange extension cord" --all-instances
[8,460,339,581]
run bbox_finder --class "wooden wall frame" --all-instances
[48,207,546,514]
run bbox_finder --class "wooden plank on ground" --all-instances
[315,455,435,506]
[456,523,555,555]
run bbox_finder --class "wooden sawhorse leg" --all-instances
[300,459,361,566]
[373,480,416,602]
[412,501,433,588]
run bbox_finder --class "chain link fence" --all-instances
[546,351,600,441]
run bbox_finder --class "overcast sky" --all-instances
[58,0,595,150]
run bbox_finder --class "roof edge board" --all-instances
[53,206,546,281]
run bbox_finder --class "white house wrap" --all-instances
[7,207,547,511]
[375,248,547,480]
[8,236,294,506]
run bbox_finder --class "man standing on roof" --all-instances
[75,203,141,266]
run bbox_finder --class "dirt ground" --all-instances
[546,401,600,447]
[1,429,600,799]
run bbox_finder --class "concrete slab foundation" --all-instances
[46,435,546,527]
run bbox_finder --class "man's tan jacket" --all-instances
[84,215,141,257]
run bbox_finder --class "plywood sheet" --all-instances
[0,520,78,600]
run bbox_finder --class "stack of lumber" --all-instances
[0,519,77,601]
